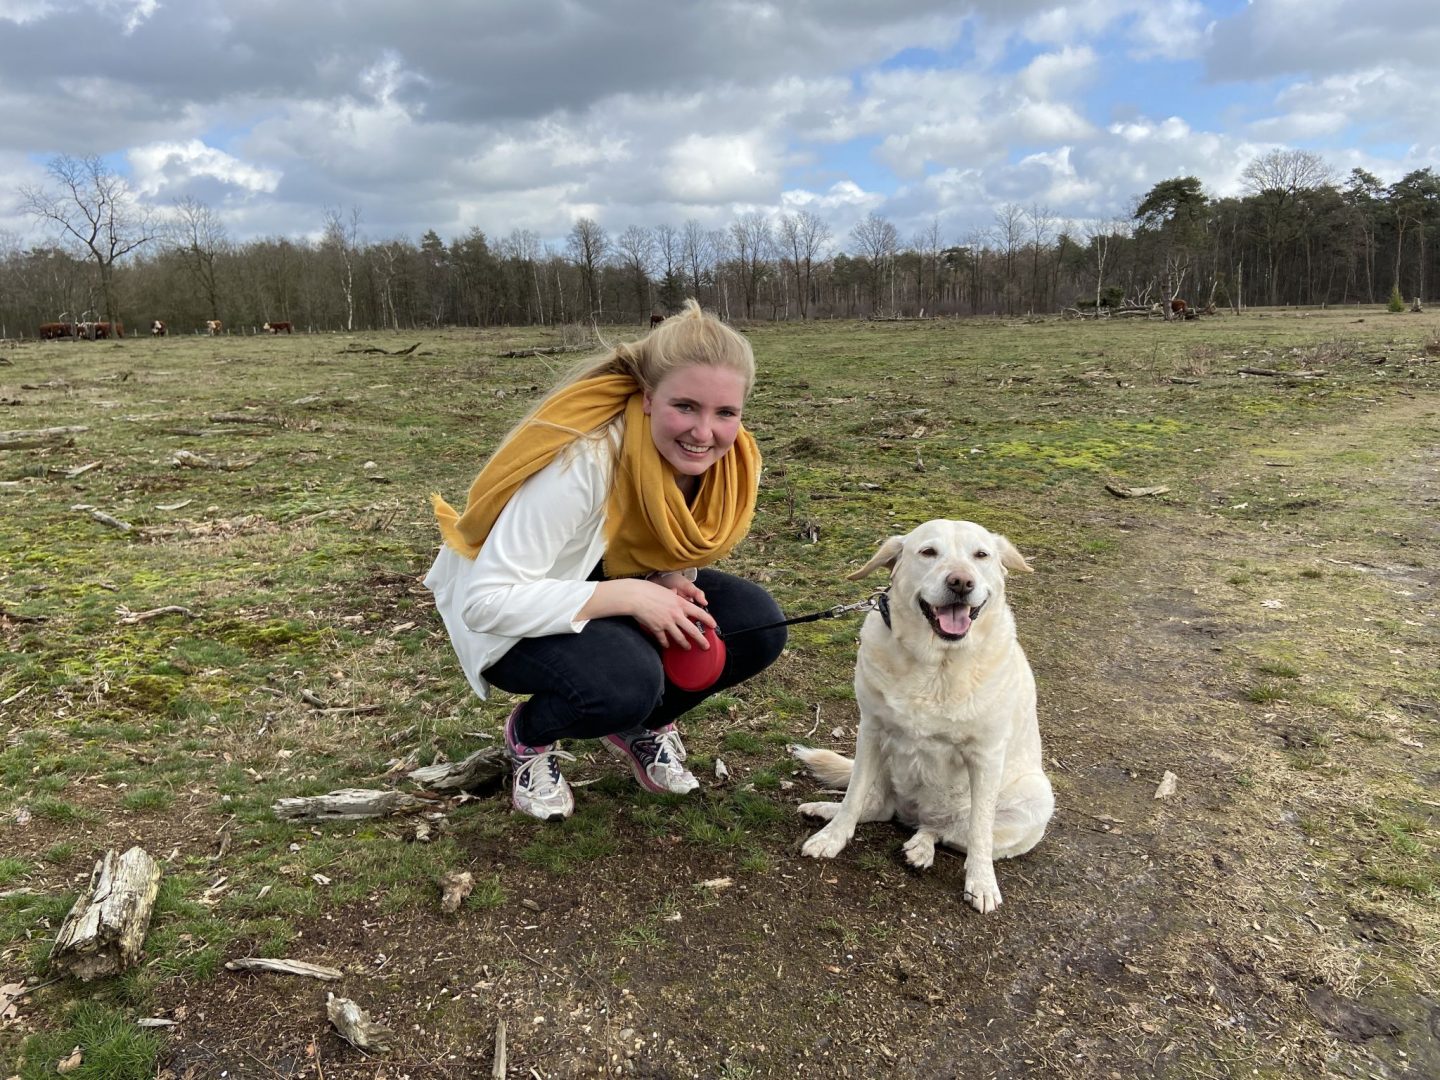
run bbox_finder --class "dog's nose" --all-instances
[946,573,975,596]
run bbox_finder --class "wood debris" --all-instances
[0,425,88,450]
[272,788,432,822]
[1105,483,1171,499]
[51,846,161,980]
[326,994,393,1052]
[1153,770,1178,799]
[407,746,508,793]
[439,870,474,914]
[85,508,133,532]
[117,605,198,625]
[492,1018,507,1079]
[225,957,343,981]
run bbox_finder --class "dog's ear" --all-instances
[847,535,905,580]
[994,533,1033,574]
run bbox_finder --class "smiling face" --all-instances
[642,363,747,488]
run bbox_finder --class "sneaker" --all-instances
[603,725,699,795]
[505,704,575,821]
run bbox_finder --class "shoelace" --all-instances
[514,748,576,792]
[656,726,687,763]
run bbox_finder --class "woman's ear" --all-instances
[641,391,653,415]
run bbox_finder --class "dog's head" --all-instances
[848,519,1032,644]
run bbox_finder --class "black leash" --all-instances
[722,591,890,639]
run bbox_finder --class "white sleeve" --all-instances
[457,441,609,638]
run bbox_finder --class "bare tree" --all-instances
[730,211,773,320]
[779,209,832,320]
[993,204,1025,314]
[169,196,228,322]
[502,228,545,325]
[615,224,656,319]
[568,217,610,317]
[681,219,710,301]
[321,206,363,331]
[912,217,942,316]
[19,154,157,328]
[1025,204,1057,312]
[850,212,899,314]
[1241,149,1334,305]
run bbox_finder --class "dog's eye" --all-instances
[918,546,937,558]
[975,549,990,559]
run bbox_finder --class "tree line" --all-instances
[3,150,1437,337]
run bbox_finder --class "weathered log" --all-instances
[271,788,431,821]
[50,846,161,980]
[326,994,393,1052]
[439,870,473,914]
[0,425,88,450]
[497,345,585,358]
[87,509,133,533]
[225,957,343,980]
[208,413,281,425]
[407,746,508,793]
[1105,483,1170,499]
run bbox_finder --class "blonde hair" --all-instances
[508,299,755,442]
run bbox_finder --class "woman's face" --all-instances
[643,364,747,483]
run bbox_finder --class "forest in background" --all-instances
[3,148,1438,337]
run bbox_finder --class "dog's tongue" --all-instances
[936,604,972,636]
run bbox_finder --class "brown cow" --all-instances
[206,320,223,336]
[38,322,76,339]
[151,320,166,337]
[79,321,123,339]
[649,313,664,328]
[263,321,293,334]
[1170,298,1188,316]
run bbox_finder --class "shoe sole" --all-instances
[602,736,697,795]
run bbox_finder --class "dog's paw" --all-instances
[801,826,850,859]
[797,801,840,821]
[963,864,1003,914]
[902,832,936,869]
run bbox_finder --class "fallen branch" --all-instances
[496,345,586,358]
[272,788,433,822]
[208,413,281,425]
[171,449,259,471]
[117,605,198,625]
[0,425,88,450]
[407,746,508,793]
[492,1019,507,1080]
[86,509,133,532]
[51,847,162,980]
[1237,367,1326,378]
[341,342,421,356]
[225,957,343,981]
[65,461,102,479]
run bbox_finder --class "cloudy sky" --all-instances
[1,0,1437,254]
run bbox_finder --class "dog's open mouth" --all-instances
[919,598,986,640]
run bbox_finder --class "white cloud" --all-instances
[128,139,279,198]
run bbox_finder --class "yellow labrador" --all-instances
[795,520,1053,913]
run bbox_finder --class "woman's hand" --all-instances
[648,571,708,609]
[580,579,716,650]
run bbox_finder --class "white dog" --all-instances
[795,519,1054,914]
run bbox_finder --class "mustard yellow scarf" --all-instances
[431,373,759,577]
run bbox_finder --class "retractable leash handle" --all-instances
[659,593,885,692]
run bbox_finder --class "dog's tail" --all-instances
[790,745,854,788]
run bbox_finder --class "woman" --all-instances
[426,301,786,820]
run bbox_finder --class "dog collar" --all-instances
[877,590,892,630]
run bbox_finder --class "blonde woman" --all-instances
[426,301,785,820]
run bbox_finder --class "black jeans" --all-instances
[483,569,787,746]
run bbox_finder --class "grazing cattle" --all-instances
[38,322,76,340]
[151,320,166,337]
[78,321,123,339]
[1170,298,1188,316]
[263,321,293,334]
[649,313,664,328]
[206,320,223,336]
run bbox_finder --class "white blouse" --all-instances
[424,426,621,699]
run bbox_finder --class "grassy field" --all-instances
[1,309,1437,1079]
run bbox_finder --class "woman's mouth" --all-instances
[678,440,710,456]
